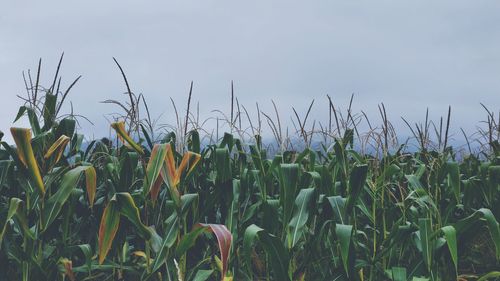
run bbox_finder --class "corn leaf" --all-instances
[42,165,94,230]
[143,143,168,200]
[150,214,179,273]
[391,267,407,281]
[446,162,460,202]
[336,224,354,277]
[10,127,45,195]
[111,121,144,155]
[345,164,368,215]
[418,218,433,273]
[441,225,458,273]
[98,197,120,264]
[85,166,97,208]
[199,223,232,280]
[44,134,70,163]
[0,198,22,247]
[243,224,290,281]
[279,163,300,228]
[288,187,315,248]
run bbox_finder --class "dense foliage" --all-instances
[0,62,499,281]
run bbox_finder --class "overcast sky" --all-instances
[1,1,499,143]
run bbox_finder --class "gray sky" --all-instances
[1,1,499,143]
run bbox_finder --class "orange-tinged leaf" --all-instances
[150,175,163,203]
[144,144,168,201]
[60,258,76,281]
[10,127,45,195]
[85,167,97,208]
[178,151,201,180]
[198,223,232,280]
[98,198,120,264]
[44,135,70,163]
[163,144,177,187]
[111,121,144,155]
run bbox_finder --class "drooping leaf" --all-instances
[441,225,458,273]
[243,224,290,281]
[85,166,97,208]
[198,223,232,280]
[111,121,144,155]
[42,165,95,230]
[10,127,45,195]
[44,134,70,163]
[144,143,168,201]
[0,198,22,247]
[324,196,347,224]
[175,225,208,257]
[477,271,500,281]
[288,187,315,248]
[345,164,368,215]
[336,224,354,277]
[115,192,153,240]
[98,197,120,264]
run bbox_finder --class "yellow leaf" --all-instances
[10,128,45,195]
[111,121,144,155]
[44,135,70,163]
[85,167,97,208]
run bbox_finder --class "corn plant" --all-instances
[1,60,499,281]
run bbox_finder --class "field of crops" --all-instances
[0,63,499,281]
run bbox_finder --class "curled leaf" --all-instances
[85,167,97,208]
[111,121,144,155]
[44,134,70,163]
[198,223,232,280]
[98,197,120,264]
[10,127,45,195]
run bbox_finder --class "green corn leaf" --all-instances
[150,214,179,273]
[175,225,208,257]
[441,225,458,273]
[192,270,214,281]
[243,224,290,281]
[143,143,168,200]
[324,196,347,224]
[288,187,315,248]
[42,165,94,231]
[115,193,153,240]
[279,163,300,227]
[418,218,433,273]
[335,224,354,278]
[0,198,23,247]
[477,271,500,281]
[98,197,120,264]
[454,208,500,259]
[215,147,232,183]
[345,164,368,215]
[391,267,407,281]
[446,162,461,202]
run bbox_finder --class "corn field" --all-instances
[0,59,499,281]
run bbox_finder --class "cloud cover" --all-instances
[1,1,499,142]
